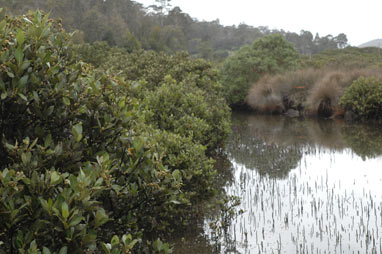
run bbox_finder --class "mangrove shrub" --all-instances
[92,49,231,151]
[0,9,230,253]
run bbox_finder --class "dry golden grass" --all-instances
[246,68,323,113]
[306,68,382,116]
[246,74,285,113]
[305,71,346,116]
[247,67,382,117]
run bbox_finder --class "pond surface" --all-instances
[173,112,382,253]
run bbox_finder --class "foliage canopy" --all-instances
[0,9,231,253]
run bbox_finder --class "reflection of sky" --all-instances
[302,148,382,195]
[218,147,382,253]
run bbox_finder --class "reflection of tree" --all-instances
[342,125,382,160]
[214,154,234,187]
[227,113,303,179]
[172,154,235,253]
[230,112,382,177]
[172,222,218,254]
[228,134,302,179]
[244,114,346,149]
[227,112,349,178]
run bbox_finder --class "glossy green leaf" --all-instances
[59,246,67,254]
[21,61,30,71]
[18,93,27,101]
[42,247,51,254]
[153,239,163,251]
[110,235,119,246]
[6,71,14,78]
[69,216,84,227]
[15,47,24,66]
[33,91,40,103]
[72,123,83,142]
[50,171,60,185]
[63,97,70,106]
[100,243,111,254]
[127,239,138,249]
[18,75,28,89]
[16,30,25,46]
[21,152,31,165]
[61,202,69,220]
[46,105,54,116]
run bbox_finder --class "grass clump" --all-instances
[247,67,382,119]
[247,68,323,114]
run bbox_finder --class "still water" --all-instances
[174,112,382,253]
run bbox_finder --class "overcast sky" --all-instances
[136,0,382,46]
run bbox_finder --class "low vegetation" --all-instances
[242,46,382,119]
[246,68,322,113]
[301,47,382,69]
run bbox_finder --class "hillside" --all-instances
[0,0,348,59]
[359,39,382,48]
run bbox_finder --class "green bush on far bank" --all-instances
[219,34,300,107]
[340,77,382,120]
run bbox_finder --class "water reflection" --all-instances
[229,115,305,179]
[233,113,347,150]
[171,154,235,254]
[342,124,382,160]
[173,112,382,253]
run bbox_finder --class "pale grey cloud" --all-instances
[137,0,382,46]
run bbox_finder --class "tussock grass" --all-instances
[247,68,323,113]
[307,69,382,117]
[246,75,285,113]
[247,67,382,117]
[305,71,347,116]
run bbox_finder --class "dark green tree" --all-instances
[220,34,300,106]
[335,33,348,49]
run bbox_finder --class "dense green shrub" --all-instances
[0,10,143,253]
[88,48,231,151]
[144,76,230,150]
[0,9,230,253]
[73,41,111,68]
[151,130,216,202]
[340,77,382,119]
[219,34,300,106]
[99,50,222,92]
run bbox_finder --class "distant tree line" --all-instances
[0,0,348,59]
